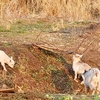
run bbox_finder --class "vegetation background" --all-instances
[0,0,100,21]
[0,0,100,100]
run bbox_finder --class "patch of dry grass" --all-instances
[0,0,100,21]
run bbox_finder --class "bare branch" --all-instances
[0,88,15,93]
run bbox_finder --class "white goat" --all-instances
[82,68,100,95]
[72,54,91,82]
[0,50,15,71]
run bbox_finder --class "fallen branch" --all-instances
[32,43,73,55]
[0,88,15,93]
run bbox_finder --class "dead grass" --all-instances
[0,0,100,21]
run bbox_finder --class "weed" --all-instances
[81,97,88,100]
[45,94,73,100]
[46,65,57,73]
[92,94,100,100]
[59,95,73,100]
[57,55,65,63]
[51,70,72,93]
[16,20,25,24]
[4,79,14,88]
[0,26,11,32]
[2,42,12,47]
[31,72,39,78]
[33,22,50,32]
[12,93,27,100]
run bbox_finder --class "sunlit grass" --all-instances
[0,20,52,38]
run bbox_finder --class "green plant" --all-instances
[59,95,73,100]
[45,94,73,100]
[92,94,100,100]
[0,26,11,32]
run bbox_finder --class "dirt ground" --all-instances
[0,21,100,99]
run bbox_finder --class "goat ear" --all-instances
[76,54,82,57]
[80,55,83,58]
